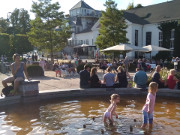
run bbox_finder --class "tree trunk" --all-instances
[50,43,54,63]
[50,30,54,63]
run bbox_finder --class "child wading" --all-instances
[103,94,120,125]
[141,82,158,129]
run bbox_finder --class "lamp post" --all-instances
[7,12,11,22]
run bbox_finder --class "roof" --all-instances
[70,0,94,10]
[124,0,180,24]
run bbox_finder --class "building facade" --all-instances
[65,0,180,58]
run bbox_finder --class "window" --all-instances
[170,40,174,49]
[170,29,175,49]
[159,32,163,47]
[135,30,138,46]
[146,32,152,45]
[86,39,89,45]
[92,39,94,45]
[171,29,175,39]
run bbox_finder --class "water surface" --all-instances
[0,95,179,135]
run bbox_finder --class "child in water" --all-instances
[103,94,120,125]
[141,82,158,129]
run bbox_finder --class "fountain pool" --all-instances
[0,95,179,135]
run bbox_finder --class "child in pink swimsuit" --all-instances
[103,94,120,125]
[141,82,158,129]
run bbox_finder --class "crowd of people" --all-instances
[1,53,180,97]
[79,63,180,90]
[52,61,76,77]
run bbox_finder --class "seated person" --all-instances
[167,69,179,89]
[133,67,147,89]
[152,65,165,88]
[2,54,29,96]
[67,61,76,75]
[79,65,90,88]
[115,66,132,88]
[90,67,101,88]
[53,63,61,77]
[100,61,107,74]
[103,67,115,88]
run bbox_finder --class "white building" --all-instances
[66,0,180,58]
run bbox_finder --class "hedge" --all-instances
[27,65,44,77]
[0,33,11,56]
[13,34,33,55]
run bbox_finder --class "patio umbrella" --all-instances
[143,45,172,58]
[101,43,147,52]
[74,44,96,48]
[143,45,172,52]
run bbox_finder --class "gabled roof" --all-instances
[124,0,180,24]
[70,0,94,10]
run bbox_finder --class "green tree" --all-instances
[127,3,143,10]
[28,0,71,62]
[127,2,134,10]
[0,18,9,33]
[95,0,128,49]
[135,4,143,8]
[8,8,31,34]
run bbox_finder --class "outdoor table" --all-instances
[150,64,156,69]
[146,63,156,69]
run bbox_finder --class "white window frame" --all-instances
[159,32,163,47]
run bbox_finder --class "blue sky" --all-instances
[0,0,168,19]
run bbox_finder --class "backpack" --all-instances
[1,86,14,97]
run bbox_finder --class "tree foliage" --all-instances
[95,0,128,49]
[0,18,9,33]
[127,3,143,10]
[0,33,11,56]
[127,3,134,10]
[8,8,31,34]
[156,21,180,59]
[28,0,71,61]
[13,34,33,55]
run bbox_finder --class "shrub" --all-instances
[27,65,44,77]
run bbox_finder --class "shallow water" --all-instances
[0,95,180,135]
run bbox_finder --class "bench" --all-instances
[18,80,40,97]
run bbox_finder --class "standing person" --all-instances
[34,53,38,61]
[2,54,29,96]
[79,65,90,88]
[32,54,35,62]
[142,59,147,72]
[152,65,165,88]
[90,67,101,88]
[103,67,115,88]
[103,94,120,125]
[133,67,148,89]
[39,58,46,72]
[167,69,180,89]
[141,82,158,129]
[115,66,132,88]
[1,55,4,62]
[123,56,129,72]
[174,57,179,70]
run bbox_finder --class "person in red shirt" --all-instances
[167,69,179,89]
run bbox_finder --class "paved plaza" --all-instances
[0,70,137,92]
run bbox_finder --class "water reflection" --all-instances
[0,96,179,135]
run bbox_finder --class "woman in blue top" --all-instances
[2,54,29,96]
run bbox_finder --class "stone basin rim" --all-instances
[0,88,180,107]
